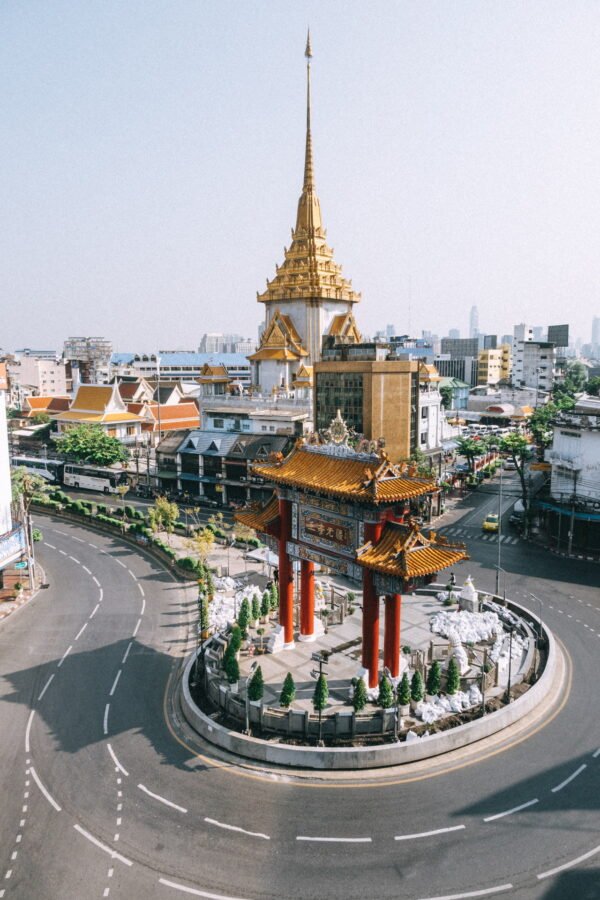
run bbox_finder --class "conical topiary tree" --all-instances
[229,624,242,654]
[251,594,261,624]
[426,660,442,697]
[261,590,271,619]
[398,672,411,706]
[312,673,329,712]
[446,657,460,695]
[410,670,424,703]
[280,672,296,708]
[225,652,239,685]
[247,665,264,701]
[379,674,394,709]
[198,592,210,638]
[269,581,279,611]
[238,597,250,636]
[352,677,368,713]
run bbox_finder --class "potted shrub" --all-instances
[410,670,424,712]
[224,651,240,692]
[446,657,460,695]
[280,672,296,708]
[251,595,261,629]
[346,591,356,615]
[260,590,271,623]
[237,598,250,639]
[256,627,265,653]
[352,677,368,713]
[379,674,394,709]
[398,672,411,715]
[426,661,441,701]
[247,665,264,704]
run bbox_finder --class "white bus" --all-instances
[63,463,129,494]
[11,456,64,484]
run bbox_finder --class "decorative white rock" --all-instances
[459,575,481,613]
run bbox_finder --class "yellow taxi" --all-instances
[482,513,499,533]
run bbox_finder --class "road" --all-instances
[0,485,598,900]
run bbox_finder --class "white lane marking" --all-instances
[296,835,372,843]
[103,703,110,735]
[90,603,100,619]
[82,565,92,575]
[75,623,88,641]
[416,885,514,900]
[45,543,56,550]
[37,674,55,701]
[98,589,104,603]
[73,824,132,866]
[551,763,587,793]
[137,583,145,597]
[158,879,251,899]
[204,817,270,840]
[109,670,122,697]
[537,844,600,880]
[137,783,188,813]
[68,556,80,564]
[89,543,98,549]
[55,530,68,536]
[59,549,67,556]
[132,618,142,637]
[116,560,127,569]
[57,645,73,668]
[128,569,137,581]
[593,748,600,758]
[483,798,539,822]
[122,642,133,665]
[103,889,109,898]
[30,767,61,811]
[93,576,100,586]
[25,710,34,753]
[140,596,146,616]
[395,824,466,840]
[72,536,85,543]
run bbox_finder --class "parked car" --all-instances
[482,513,499,533]
[503,459,517,470]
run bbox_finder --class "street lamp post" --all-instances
[529,592,544,648]
[496,464,503,591]
[493,564,507,603]
[384,666,399,741]
[505,626,515,703]
[245,661,258,734]
[311,652,329,744]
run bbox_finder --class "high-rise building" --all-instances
[440,337,479,359]
[448,328,460,340]
[469,306,479,339]
[512,341,556,393]
[63,337,113,385]
[592,317,600,353]
[248,35,361,394]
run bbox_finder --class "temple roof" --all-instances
[357,522,468,578]
[248,310,309,362]
[256,38,360,307]
[327,312,362,342]
[235,494,280,532]
[251,444,437,505]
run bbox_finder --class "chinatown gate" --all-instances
[236,418,467,689]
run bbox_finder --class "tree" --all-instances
[528,403,559,455]
[269,581,279,611]
[11,467,50,514]
[440,385,453,410]
[31,412,51,425]
[426,660,441,696]
[587,376,600,397]
[398,672,411,706]
[260,590,271,619]
[234,523,256,548]
[251,594,261,623]
[312,673,329,712]
[149,496,179,544]
[410,671,424,703]
[446,657,460,695]
[455,436,489,473]
[56,423,128,466]
[198,592,210,638]
[238,597,250,636]
[379,674,394,709]
[247,665,264,702]
[224,652,239,685]
[229,624,242,654]
[352,678,368,713]
[188,525,215,564]
[280,672,296,708]
[499,433,531,525]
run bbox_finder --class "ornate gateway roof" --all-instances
[357,522,468,578]
[235,494,280,532]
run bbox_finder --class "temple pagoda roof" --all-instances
[251,444,437,505]
[357,522,468,578]
[235,494,280,532]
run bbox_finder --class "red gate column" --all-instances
[299,559,315,641]
[362,520,384,689]
[384,594,402,679]
[278,497,295,649]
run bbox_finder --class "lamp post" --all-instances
[496,463,503,584]
[245,661,258,734]
[311,652,329,744]
[505,625,515,703]
[384,666,399,742]
[493,564,507,602]
[529,592,544,648]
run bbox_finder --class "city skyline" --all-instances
[2,3,600,350]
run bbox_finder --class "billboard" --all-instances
[547,324,569,347]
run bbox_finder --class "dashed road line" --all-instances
[73,824,132,866]
[483,798,538,822]
[132,617,142,637]
[204,817,270,840]
[158,878,251,898]
[103,703,110,735]
[107,743,129,776]
[90,603,100,619]
[37,674,55,701]
[296,835,372,843]
[122,642,133,665]
[551,763,587,793]
[45,542,56,550]
[593,748,600,759]
[128,569,137,581]
[93,576,101,586]
[57,645,73,668]
[109,669,122,697]
[137,583,145,597]
[395,824,466,840]
[115,560,127,569]
[137,783,188,813]
[82,565,92,574]
[537,844,600,880]
[25,711,34,753]
[75,622,88,641]
[30,767,61,812]
[417,885,514,899]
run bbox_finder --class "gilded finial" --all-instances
[305,29,312,59]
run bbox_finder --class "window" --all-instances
[213,418,224,429]
[421,407,428,418]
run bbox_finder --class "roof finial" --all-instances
[303,29,314,192]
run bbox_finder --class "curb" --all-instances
[179,600,558,770]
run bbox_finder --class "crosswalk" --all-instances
[439,526,521,546]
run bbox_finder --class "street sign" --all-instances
[14,562,28,570]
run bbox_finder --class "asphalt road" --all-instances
[0,480,598,900]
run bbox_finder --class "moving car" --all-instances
[482,513,499,533]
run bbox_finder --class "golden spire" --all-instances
[303,29,314,191]
[295,30,322,235]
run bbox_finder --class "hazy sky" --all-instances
[2,1,600,352]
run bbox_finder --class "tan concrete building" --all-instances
[314,349,420,462]
[477,344,511,386]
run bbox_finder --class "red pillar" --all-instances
[278,498,295,648]
[299,559,315,641]
[362,520,384,689]
[384,594,402,679]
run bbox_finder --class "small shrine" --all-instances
[236,413,468,688]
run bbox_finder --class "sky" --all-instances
[2,1,600,352]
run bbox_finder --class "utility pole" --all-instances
[495,465,503,595]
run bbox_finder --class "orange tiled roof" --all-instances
[71,385,114,412]
[252,445,437,505]
[24,396,70,416]
[357,522,468,578]
[235,495,280,532]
